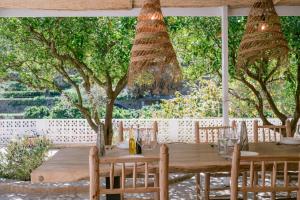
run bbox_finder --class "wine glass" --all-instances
[142,127,152,150]
[229,127,239,145]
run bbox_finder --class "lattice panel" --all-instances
[0,118,297,146]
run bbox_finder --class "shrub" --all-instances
[50,101,83,119]
[7,97,58,107]
[3,82,27,91]
[1,91,60,98]
[24,106,50,119]
[0,136,52,181]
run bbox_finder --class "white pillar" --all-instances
[221,6,229,126]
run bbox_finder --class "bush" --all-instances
[1,91,60,98]
[50,102,83,119]
[24,106,50,119]
[3,82,27,91]
[0,136,52,181]
[7,97,58,107]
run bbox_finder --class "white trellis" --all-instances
[0,118,292,146]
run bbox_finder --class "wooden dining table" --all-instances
[103,142,300,175]
[101,142,300,200]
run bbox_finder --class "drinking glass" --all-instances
[218,134,229,155]
[142,127,152,150]
[229,127,239,145]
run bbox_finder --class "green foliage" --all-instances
[50,101,83,119]
[1,91,60,98]
[24,106,50,119]
[6,97,58,107]
[1,82,28,91]
[0,136,52,181]
[153,80,222,118]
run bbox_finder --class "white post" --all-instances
[221,6,229,126]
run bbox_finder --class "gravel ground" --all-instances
[0,175,297,200]
[0,176,203,200]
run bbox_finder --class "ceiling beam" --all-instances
[1,6,300,17]
[0,0,300,10]
[0,0,133,10]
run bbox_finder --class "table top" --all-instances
[104,142,300,173]
[31,142,300,183]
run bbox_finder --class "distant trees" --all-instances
[0,18,136,144]
[167,16,300,135]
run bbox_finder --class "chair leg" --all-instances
[195,173,201,200]
[204,173,210,200]
[154,173,160,200]
[271,192,276,200]
[253,172,258,200]
[242,172,248,200]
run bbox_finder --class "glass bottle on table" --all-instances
[135,125,142,154]
[129,126,136,155]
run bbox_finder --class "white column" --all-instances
[221,6,229,126]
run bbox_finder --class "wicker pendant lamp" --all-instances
[128,0,182,95]
[237,0,288,68]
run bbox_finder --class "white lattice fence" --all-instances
[0,118,293,146]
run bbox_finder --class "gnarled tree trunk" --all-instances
[104,98,114,145]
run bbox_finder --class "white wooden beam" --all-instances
[221,6,229,126]
[1,6,300,17]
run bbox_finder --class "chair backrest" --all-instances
[118,121,159,143]
[230,144,300,200]
[194,120,237,143]
[89,144,169,200]
[253,120,291,143]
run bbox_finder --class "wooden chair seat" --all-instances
[89,144,169,200]
[230,144,300,200]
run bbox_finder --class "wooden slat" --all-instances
[100,187,160,194]
[100,156,159,164]
[145,162,148,188]
[261,161,266,187]
[1,0,300,10]
[0,0,133,10]
[89,146,99,200]
[160,144,169,200]
[121,163,125,189]
[240,186,298,193]
[110,163,114,189]
[195,121,200,143]
[230,144,240,200]
[133,163,136,188]
[250,161,254,187]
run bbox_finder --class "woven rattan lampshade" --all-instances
[128,0,182,94]
[237,0,288,68]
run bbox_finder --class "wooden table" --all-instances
[103,142,300,174]
[102,142,300,200]
[31,142,300,183]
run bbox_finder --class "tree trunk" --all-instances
[104,98,114,145]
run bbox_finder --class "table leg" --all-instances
[204,173,210,200]
[106,176,121,200]
[154,173,160,200]
[195,173,201,200]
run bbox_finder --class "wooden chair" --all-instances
[89,144,169,200]
[230,144,300,200]
[253,119,292,143]
[118,121,158,143]
[194,120,237,200]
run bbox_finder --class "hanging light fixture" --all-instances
[128,0,182,95]
[237,0,289,68]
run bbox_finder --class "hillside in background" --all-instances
[0,81,60,119]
